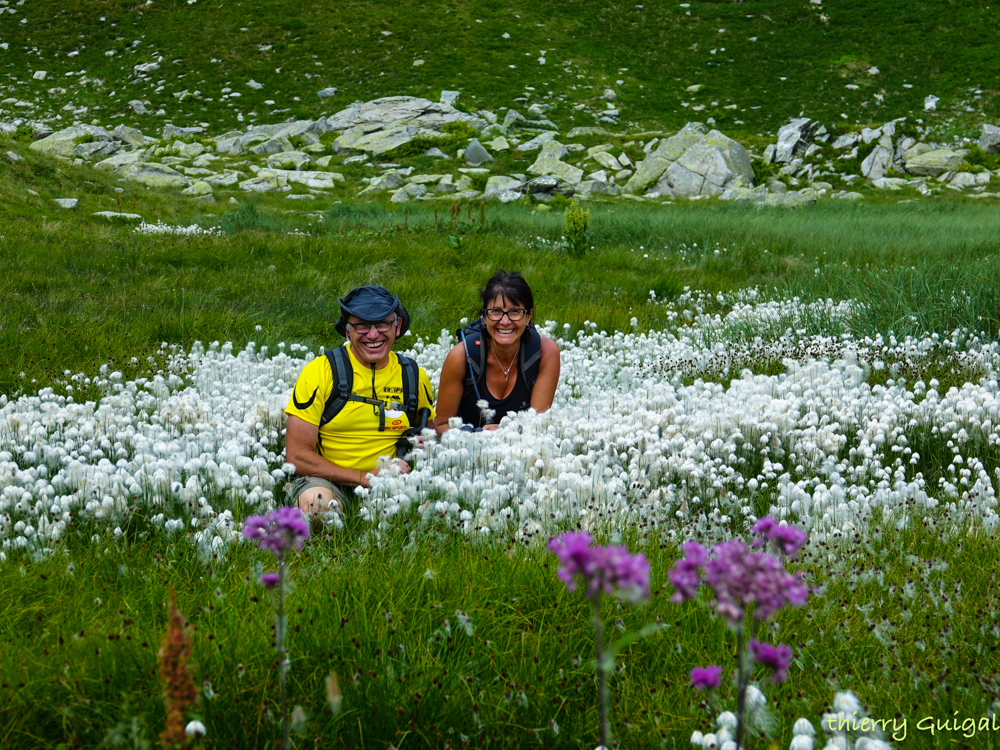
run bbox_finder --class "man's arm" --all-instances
[286,415,409,487]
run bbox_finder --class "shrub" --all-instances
[564,199,590,256]
[469,173,489,192]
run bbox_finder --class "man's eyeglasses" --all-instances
[484,308,528,322]
[347,316,397,335]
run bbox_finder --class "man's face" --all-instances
[347,314,399,367]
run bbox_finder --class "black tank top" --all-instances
[457,362,533,428]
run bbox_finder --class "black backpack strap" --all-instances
[396,354,421,427]
[320,347,354,428]
[519,324,543,390]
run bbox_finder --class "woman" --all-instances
[435,270,561,434]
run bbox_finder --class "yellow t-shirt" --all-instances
[285,345,436,472]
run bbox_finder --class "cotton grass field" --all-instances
[4,189,1000,748]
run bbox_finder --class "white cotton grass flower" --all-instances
[700,733,718,749]
[717,711,738,731]
[793,718,816,737]
[790,736,814,750]
[832,691,862,715]
[184,720,206,736]
[690,731,704,747]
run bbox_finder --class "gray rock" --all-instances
[980,124,1000,154]
[871,177,908,190]
[831,132,860,150]
[424,147,450,158]
[326,96,485,132]
[772,118,813,163]
[111,125,148,148]
[484,176,523,197]
[318,87,338,99]
[176,141,206,158]
[250,137,294,156]
[567,127,609,138]
[258,169,344,189]
[487,136,510,152]
[495,190,523,203]
[6,150,22,163]
[129,100,150,115]
[624,122,707,194]
[183,167,217,177]
[861,133,895,180]
[357,171,405,195]
[832,191,864,201]
[440,91,461,106]
[587,144,614,156]
[651,129,754,197]
[74,140,120,159]
[181,181,213,196]
[94,151,147,171]
[29,124,114,159]
[464,138,494,166]
[602,89,617,101]
[905,148,964,176]
[118,162,190,188]
[502,109,528,132]
[54,198,78,209]
[162,125,204,139]
[267,150,313,170]
[525,175,560,194]
[240,173,290,192]
[948,171,990,188]
[591,151,621,171]
[576,180,618,198]
[92,211,144,222]
[613,168,633,182]
[516,131,558,152]
[435,175,457,194]
[477,110,498,125]
[527,141,583,184]
[351,123,442,156]
[203,170,245,187]
[390,189,411,203]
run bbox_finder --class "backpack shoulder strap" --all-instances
[520,325,543,390]
[458,320,487,387]
[320,347,353,427]
[395,354,420,427]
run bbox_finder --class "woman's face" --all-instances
[483,293,531,348]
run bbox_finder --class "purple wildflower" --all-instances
[548,532,650,603]
[668,540,708,603]
[689,665,723,690]
[752,517,807,559]
[749,640,793,682]
[259,572,280,590]
[243,507,310,558]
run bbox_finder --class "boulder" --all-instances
[256,169,343,189]
[317,87,338,99]
[95,151,147,171]
[250,137,294,156]
[527,141,583,185]
[464,138,494,166]
[181,181,213,196]
[651,129,754,197]
[74,140,120,159]
[357,171,405,195]
[516,131,558,152]
[860,133,894,180]
[111,125,149,148]
[162,125,203,139]
[53,198,78,209]
[30,124,113,159]
[239,173,290,192]
[591,151,621,171]
[772,118,813,163]
[267,151,313,170]
[487,136,510,152]
[484,176,523,198]
[350,123,443,156]
[980,124,1000,154]
[624,122,708,194]
[947,171,990,188]
[905,148,964,176]
[325,96,485,132]
[118,162,190,188]
[902,142,931,162]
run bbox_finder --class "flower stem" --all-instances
[277,558,289,750]
[591,595,611,748]
[735,629,747,750]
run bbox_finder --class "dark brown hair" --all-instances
[479,270,534,319]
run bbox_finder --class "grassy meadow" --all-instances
[2,140,1000,749]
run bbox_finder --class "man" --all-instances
[284,285,435,514]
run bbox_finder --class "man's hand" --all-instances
[365,458,411,485]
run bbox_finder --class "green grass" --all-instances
[2,517,999,749]
[1,0,998,141]
[5,144,1000,397]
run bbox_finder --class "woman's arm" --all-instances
[433,344,469,436]
[529,336,561,413]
